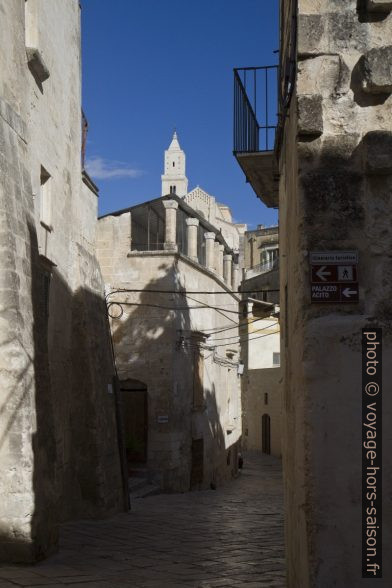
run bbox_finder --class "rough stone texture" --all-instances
[362,46,392,93]
[97,205,242,493]
[0,453,286,588]
[279,0,392,586]
[297,94,324,136]
[0,0,123,563]
[363,130,392,173]
[298,56,351,99]
[297,14,326,56]
[367,0,392,12]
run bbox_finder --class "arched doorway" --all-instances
[120,379,148,469]
[262,413,271,455]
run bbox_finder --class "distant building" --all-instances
[243,226,279,279]
[97,189,243,491]
[162,132,247,253]
[240,226,281,457]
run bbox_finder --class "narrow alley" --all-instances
[0,454,285,588]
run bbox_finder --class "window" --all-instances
[25,0,38,48]
[25,1,50,84]
[264,392,268,405]
[260,246,279,267]
[172,161,175,167]
[40,166,52,230]
[273,352,280,367]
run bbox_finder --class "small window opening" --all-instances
[40,166,52,231]
[264,393,268,405]
[25,0,38,48]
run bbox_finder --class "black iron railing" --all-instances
[233,66,278,154]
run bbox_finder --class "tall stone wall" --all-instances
[97,215,242,491]
[0,0,123,562]
[280,0,392,585]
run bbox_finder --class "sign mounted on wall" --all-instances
[310,251,359,303]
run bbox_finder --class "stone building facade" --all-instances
[239,298,282,458]
[279,1,392,585]
[161,132,247,253]
[240,225,281,458]
[234,0,392,585]
[97,195,242,492]
[243,225,279,278]
[0,0,124,563]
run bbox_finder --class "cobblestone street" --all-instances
[0,453,286,588]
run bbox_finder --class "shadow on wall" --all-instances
[108,259,240,491]
[0,221,124,563]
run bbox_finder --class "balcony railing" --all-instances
[233,66,278,154]
[244,257,279,280]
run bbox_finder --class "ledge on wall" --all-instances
[82,170,99,196]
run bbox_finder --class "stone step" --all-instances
[129,477,149,493]
[129,477,161,500]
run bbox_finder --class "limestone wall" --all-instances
[0,0,123,562]
[280,0,392,585]
[97,215,242,491]
[242,368,282,458]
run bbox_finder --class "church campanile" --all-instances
[161,131,188,197]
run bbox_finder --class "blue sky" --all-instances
[81,0,279,229]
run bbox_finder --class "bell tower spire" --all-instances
[161,131,188,197]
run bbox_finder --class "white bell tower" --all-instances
[161,131,188,197]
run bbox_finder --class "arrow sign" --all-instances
[342,287,358,298]
[316,265,331,282]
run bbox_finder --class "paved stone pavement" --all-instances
[0,453,286,588]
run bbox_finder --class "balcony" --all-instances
[233,66,280,208]
[244,257,279,280]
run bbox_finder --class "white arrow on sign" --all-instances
[342,287,357,298]
[316,266,331,281]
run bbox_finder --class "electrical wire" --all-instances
[210,329,280,348]
[206,324,279,343]
[107,300,244,316]
[106,287,279,298]
[181,329,280,350]
[179,322,278,343]
[183,293,241,322]
[182,316,277,336]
